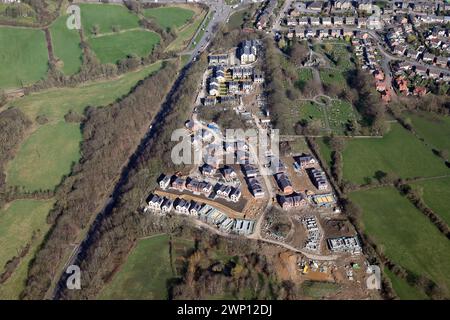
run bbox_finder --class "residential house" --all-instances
[309,168,328,191]
[201,164,216,176]
[287,17,298,26]
[242,164,258,177]
[358,0,373,13]
[306,29,316,38]
[393,45,407,56]
[322,17,332,26]
[333,16,344,26]
[436,56,449,68]
[208,54,228,65]
[357,17,367,28]
[415,65,428,77]
[189,201,203,216]
[297,155,317,169]
[248,177,265,198]
[275,173,294,194]
[228,81,240,94]
[203,96,216,106]
[334,0,353,10]
[222,166,237,180]
[310,17,321,26]
[298,17,309,26]
[239,40,258,64]
[242,81,253,93]
[253,72,265,83]
[278,193,307,210]
[171,178,186,191]
[307,1,323,12]
[345,17,356,25]
[422,53,436,64]
[161,198,173,213]
[175,199,190,215]
[413,86,427,96]
[148,194,164,211]
[219,95,239,105]
[395,76,409,94]
[216,184,233,199]
[159,175,171,190]
[406,49,420,60]
[230,188,242,202]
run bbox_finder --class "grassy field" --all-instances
[319,68,347,87]
[300,281,341,299]
[143,6,194,30]
[165,9,207,52]
[0,27,48,89]
[287,138,309,155]
[11,61,163,123]
[79,3,140,35]
[99,234,194,299]
[295,68,313,90]
[228,8,247,29]
[411,177,450,226]
[299,101,326,128]
[317,137,333,168]
[327,100,358,134]
[350,187,450,295]
[6,61,163,192]
[88,30,160,64]
[384,268,429,300]
[50,15,83,75]
[408,112,450,153]
[0,199,54,299]
[342,123,449,184]
[6,122,82,192]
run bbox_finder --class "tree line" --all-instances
[0,108,31,208]
[21,60,179,299]
[53,54,208,300]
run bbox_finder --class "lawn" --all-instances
[88,30,160,64]
[412,177,450,226]
[99,234,194,299]
[6,61,163,192]
[342,123,449,184]
[0,27,48,89]
[350,187,450,296]
[143,6,194,31]
[0,199,54,299]
[50,15,83,75]
[384,268,429,300]
[79,3,140,35]
[6,122,82,192]
[408,112,450,153]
